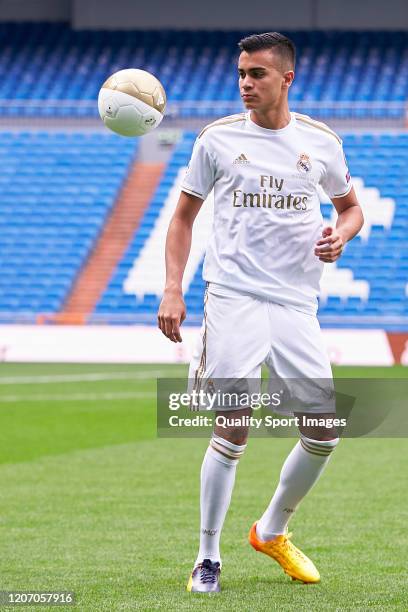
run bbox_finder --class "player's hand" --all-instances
[157,289,186,343]
[314,226,344,263]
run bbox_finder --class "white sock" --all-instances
[256,435,339,542]
[195,434,247,566]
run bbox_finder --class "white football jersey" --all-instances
[181,111,352,315]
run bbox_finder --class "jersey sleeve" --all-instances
[180,137,216,200]
[320,141,352,199]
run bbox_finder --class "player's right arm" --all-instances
[158,131,216,342]
[158,191,204,343]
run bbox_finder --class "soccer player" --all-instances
[158,32,363,592]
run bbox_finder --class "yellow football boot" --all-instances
[248,522,320,584]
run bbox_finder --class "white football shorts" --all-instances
[188,283,334,414]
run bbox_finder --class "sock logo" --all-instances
[202,528,218,536]
[283,507,295,514]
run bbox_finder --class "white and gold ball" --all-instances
[98,69,166,137]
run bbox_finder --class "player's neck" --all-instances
[250,106,291,130]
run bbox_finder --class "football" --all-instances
[98,68,166,137]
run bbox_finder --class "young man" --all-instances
[158,32,363,592]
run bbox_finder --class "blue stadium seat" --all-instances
[0,25,407,117]
[0,132,138,313]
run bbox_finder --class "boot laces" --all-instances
[199,559,220,583]
[281,533,307,561]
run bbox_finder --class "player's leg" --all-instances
[187,286,269,592]
[250,303,337,583]
[250,428,337,583]
[188,411,251,593]
[256,417,338,543]
[194,407,251,563]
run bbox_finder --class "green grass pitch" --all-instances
[0,363,407,611]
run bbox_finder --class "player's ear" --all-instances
[282,70,295,89]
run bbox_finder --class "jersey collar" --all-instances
[246,111,296,135]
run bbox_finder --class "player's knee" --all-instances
[214,408,251,445]
[306,427,340,442]
[208,433,247,464]
[297,413,339,441]
[222,425,249,445]
[322,429,339,442]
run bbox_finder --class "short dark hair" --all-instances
[238,32,296,70]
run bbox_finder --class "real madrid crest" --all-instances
[296,152,312,173]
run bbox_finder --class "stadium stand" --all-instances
[0,131,138,318]
[0,24,407,118]
[62,161,165,318]
[0,25,406,329]
[96,130,408,327]
[95,133,199,319]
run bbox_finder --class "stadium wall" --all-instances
[1,0,408,30]
[72,0,408,30]
[0,325,406,365]
[0,0,70,21]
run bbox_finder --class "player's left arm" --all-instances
[315,186,364,263]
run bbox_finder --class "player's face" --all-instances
[238,50,294,111]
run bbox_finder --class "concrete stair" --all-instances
[59,161,164,321]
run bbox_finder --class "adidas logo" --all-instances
[233,153,250,164]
